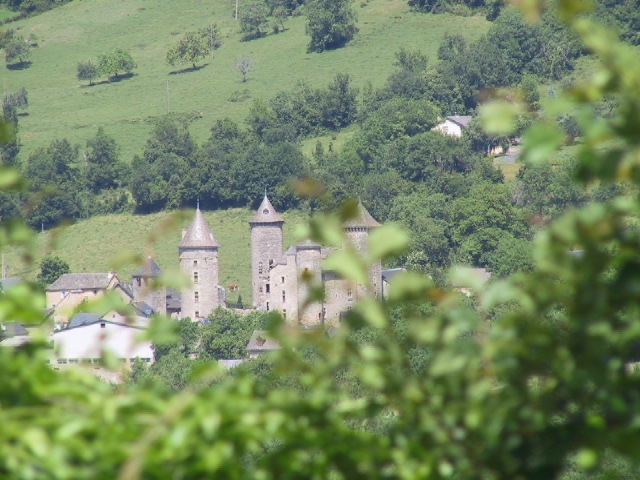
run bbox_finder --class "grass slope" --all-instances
[6,208,308,300]
[3,0,490,160]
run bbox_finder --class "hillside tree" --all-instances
[166,30,210,70]
[98,48,136,80]
[37,255,70,287]
[76,60,98,86]
[4,35,30,67]
[239,2,269,40]
[305,0,357,52]
[235,55,255,82]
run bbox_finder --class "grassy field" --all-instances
[2,0,490,160]
[4,208,308,300]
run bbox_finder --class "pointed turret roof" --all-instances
[250,195,284,224]
[179,207,219,249]
[133,257,162,278]
[344,201,381,229]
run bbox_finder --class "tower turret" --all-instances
[344,201,382,297]
[250,195,284,310]
[179,206,220,320]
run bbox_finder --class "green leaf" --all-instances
[479,101,524,134]
[367,225,409,261]
[139,315,179,345]
[521,123,564,165]
[322,249,368,284]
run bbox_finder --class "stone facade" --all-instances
[179,206,222,320]
[249,195,284,310]
[252,197,383,328]
[132,257,166,316]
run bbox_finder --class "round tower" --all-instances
[250,195,284,310]
[296,240,323,327]
[344,201,382,297]
[179,206,220,320]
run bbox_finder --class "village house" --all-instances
[432,115,473,138]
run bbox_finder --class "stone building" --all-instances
[179,205,224,320]
[250,196,383,328]
[132,256,166,316]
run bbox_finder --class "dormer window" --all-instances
[263,209,269,214]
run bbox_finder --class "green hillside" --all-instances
[3,0,490,160]
[4,208,308,299]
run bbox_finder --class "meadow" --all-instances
[4,207,308,302]
[3,0,490,160]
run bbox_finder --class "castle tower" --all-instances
[179,206,220,320]
[344,201,382,297]
[250,195,284,310]
[295,239,323,327]
[132,256,166,315]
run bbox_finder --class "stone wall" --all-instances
[250,223,283,310]
[179,248,219,320]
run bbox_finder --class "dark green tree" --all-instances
[305,0,357,52]
[4,35,30,67]
[37,255,70,287]
[84,127,128,193]
[239,2,269,40]
[76,60,98,86]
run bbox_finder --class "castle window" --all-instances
[263,208,269,214]
[259,262,263,274]
[195,311,199,318]
[266,283,270,294]
[282,291,286,303]
[266,302,270,311]
[136,278,141,287]
[281,276,285,284]
[100,323,106,329]
[193,260,198,267]
[194,291,199,303]
[347,288,353,301]
[283,309,286,320]
[259,286,263,293]
[193,272,199,284]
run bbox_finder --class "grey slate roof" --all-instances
[297,239,321,250]
[1,322,28,337]
[446,115,473,128]
[48,273,114,291]
[132,302,154,317]
[179,207,219,249]
[344,201,381,229]
[246,330,281,353]
[68,313,102,329]
[382,268,404,282]
[166,288,181,311]
[250,195,284,224]
[133,257,162,278]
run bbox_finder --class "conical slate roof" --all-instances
[133,257,162,278]
[179,207,219,248]
[250,195,284,224]
[344,201,381,229]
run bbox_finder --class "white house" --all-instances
[432,115,473,138]
[51,311,153,368]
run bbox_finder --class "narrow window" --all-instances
[195,311,199,318]
[282,290,286,303]
[347,288,353,301]
[266,302,270,311]
[266,283,270,294]
[259,286,263,293]
[194,291,199,303]
[136,278,141,287]
[193,271,199,284]
[100,322,106,329]
[283,309,287,320]
[281,276,285,284]
[259,262,263,274]
[193,260,198,267]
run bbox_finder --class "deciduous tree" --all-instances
[76,60,97,86]
[37,255,70,287]
[305,0,357,52]
[4,35,30,67]
[234,55,255,82]
[167,30,210,70]
[98,48,136,80]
